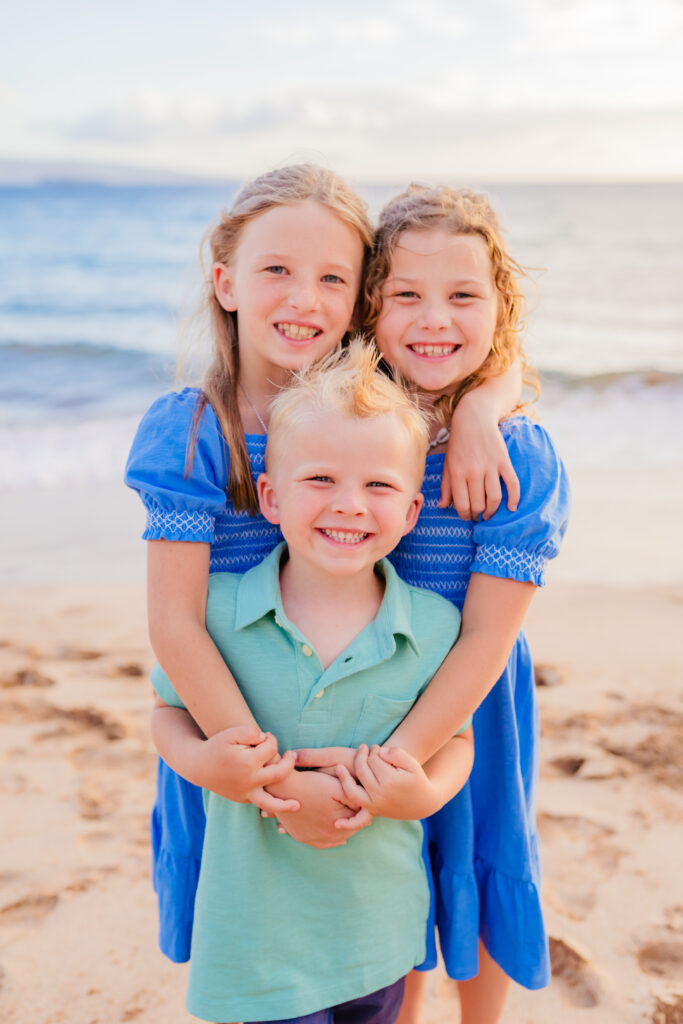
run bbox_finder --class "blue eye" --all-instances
[322,273,344,284]
[265,265,287,275]
[367,481,392,489]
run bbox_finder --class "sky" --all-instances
[3,0,683,182]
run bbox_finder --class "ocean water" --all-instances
[1,182,682,489]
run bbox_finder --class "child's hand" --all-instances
[293,745,357,776]
[335,744,441,822]
[198,725,300,814]
[267,769,372,849]
[441,395,520,519]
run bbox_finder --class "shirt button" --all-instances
[314,689,325,699]
[274,616,282,628]
[301,644,313,657]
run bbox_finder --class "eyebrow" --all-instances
[385,275,487,288]
[259,252,356,273]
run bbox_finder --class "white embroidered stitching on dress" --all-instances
[474,543,545,581]
[146,507,214,538]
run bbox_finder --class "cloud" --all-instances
[65,93,213,144]
[56,88,683,181]
[515,0,683,55]
[399,0,471,38]
[257,14,400,47]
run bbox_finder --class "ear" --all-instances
[213,262,237,312]
[257,473,281,525]
[402,492,424,537]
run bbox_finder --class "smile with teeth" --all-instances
[409,343,459,356]
[276,323,321,340]
[319,528,369,544]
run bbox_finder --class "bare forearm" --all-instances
[152,619,257,736]
[421,730,474,812]
[147,539,257,737]
[151,704,208,785]
[389,629,506,761]
[458,359,522,421]
[389,576,535,763]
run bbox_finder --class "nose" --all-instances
[419,298,451,331]
[331,482,365,516]
[288,275,321,314]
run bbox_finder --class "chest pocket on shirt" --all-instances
[351,694,418,748]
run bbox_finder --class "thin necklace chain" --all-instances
[239,382,268,434]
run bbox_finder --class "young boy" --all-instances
[151,342,474,1024]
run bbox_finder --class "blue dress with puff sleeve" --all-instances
[126,393,569,988]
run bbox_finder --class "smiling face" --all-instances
[213,199,364,392]
[375,228,499,398]
[257,408,424,582]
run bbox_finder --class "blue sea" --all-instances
[1,182,682,488]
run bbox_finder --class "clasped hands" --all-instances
[197,725,437,850]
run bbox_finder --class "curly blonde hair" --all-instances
[189,164,374,514]
[364,184,537,421]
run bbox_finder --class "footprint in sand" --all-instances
[602,728,683,790]
[28,704,127,742]
[0,893,59,924]
[547,755,585,777]
[111,662,145,678]
[0,668,55,689]
[652,995,683,1023]
[56,645,103,661]
[549,936,602,1008]
[77,783,121,820]
[538,813,622,921]
[69,744,154,778]
[637,940,683,979]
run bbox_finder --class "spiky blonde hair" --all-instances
[266,337,430,483]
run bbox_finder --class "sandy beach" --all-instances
[1,466,682,1023]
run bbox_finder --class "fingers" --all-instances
[335,764,368,809]
[225,723,268,746]
[244,732,278,765]
[252,789,300,815]
[255,750,297,788]
[466,477,486,523]
[353,744,382,793]
[335,807,373,832]
[501,460,520,511]
[482,470,503,520]
[294,746,347,769]
[449,474,472,519]
[376,745,418,772]
[439,464,453,509]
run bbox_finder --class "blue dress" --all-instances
[125,388,570,989]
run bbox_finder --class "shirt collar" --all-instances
[234,542,420,655]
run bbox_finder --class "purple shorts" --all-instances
[244,976,406,1024]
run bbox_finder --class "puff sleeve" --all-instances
[470,418,570,586]
[124,388,229,543]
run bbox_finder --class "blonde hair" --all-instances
[266,338,430,484]
[364,184,538,423]
[189,164,374,514]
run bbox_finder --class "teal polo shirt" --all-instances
[152,543,462,1024]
